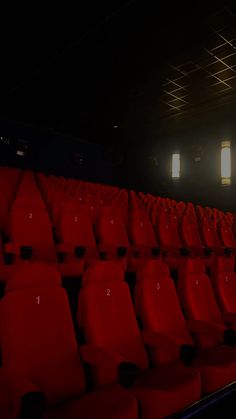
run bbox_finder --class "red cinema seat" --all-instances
[156,209,189,270]
[78,262,201,419]
[177,259,236,390]
[200,216,231,257]
[0,263,138,419]
[181,214,214,267]
[5,208,57,263]
[95,207,129,270]
[217,219,236,251]
[57,207,98,271]
[128,211,160,265]
[136,260,236,393]
[211,257,236,328]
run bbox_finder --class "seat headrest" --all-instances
[6,263,62,294]
[215,257,235,273]
[137,260,170,281]
[129,208,147,219]
[82,261,124,285]
[181,259,206,275]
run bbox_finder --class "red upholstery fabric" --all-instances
[78,263,201,417]
[58,210,98,262]
[132,365,200,419]
[178,265,225,348]
[12,196,46,210]
[79,279,148,386]
[96,213,129,248]
[215,256,235,272]
[8,208,57,263]
[136,260,236,393]
[1,286,85,406]
[5,262,61,293]
[129,216,158,250]
[217,219,236,248]
[0,264,137,419]
[136,261,193,364]
[212,267,236,317]
[181,215,204,249]
[43,384,138,419]
[82,261,124,285]
[0,368,40,419]
[201,217,221,248]
[157,210,182,250]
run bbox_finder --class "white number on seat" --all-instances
[74,216,78,222]
[106,288,111,296]
[36,296,40,305]
[29,212,33,219]
[156,282,160,290]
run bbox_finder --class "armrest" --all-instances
[161,245,182,255]
[187,319,225,338]
[98,244,116,260]
[4,244,33,261]
[131,244,152,258]
[141,330,197,366]
[210,246,229,256]
[80,344,127,369]
[80,344,138,389]
[222,312,236,324]
[0,368,46,419]
[141,330,180,352]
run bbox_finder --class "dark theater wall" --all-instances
[1,113,236,213]
[0,119,117,185]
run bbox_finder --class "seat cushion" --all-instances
[43,384,138,419]
[132,362,201,419]
[194,346,236,393]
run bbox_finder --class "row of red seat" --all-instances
[1,168,236,417]
[0,168,236,282]
[2,257,236,418]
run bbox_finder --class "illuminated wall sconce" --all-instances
[221,140,231,185]
[172,153,180,179]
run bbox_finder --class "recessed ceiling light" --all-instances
[113,125,118,129]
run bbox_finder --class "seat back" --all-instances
[136,261,193,364]
[157,210,182,248]
[59,210,97,249]
[181,215,203,248]
[0,264,85,406]
[178,260,224,349]
[96,212,129,247]
[9,208,57,262]
[212,257,236,314]
[129,214,157,247]
[217,219,235,248]
[201,217,221,248]
[78,262,148,386]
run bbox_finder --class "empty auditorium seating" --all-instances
[78,262,201,418]
[136,259,236,393]
[0,263,138,419]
